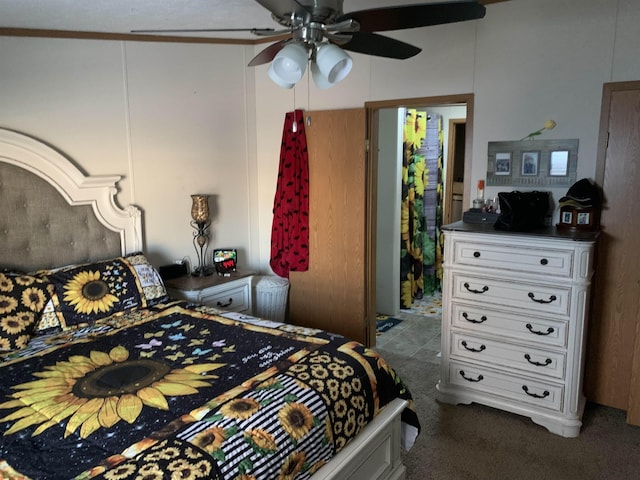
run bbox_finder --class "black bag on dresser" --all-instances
[494,191,551,231]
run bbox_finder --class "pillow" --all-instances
[0,273,53,351]
[36,253,168,331]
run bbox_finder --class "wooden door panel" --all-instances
[288,108,373,345]
[586,83,640,425]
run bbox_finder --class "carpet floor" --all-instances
[374,309,640,480]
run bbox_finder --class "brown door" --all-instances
[585,81,640,425]
[444,118,466,224]
[288,108,376,346]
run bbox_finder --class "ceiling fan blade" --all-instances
[336,1,486,33]
[336,32,421,60]
[248,39,289,66]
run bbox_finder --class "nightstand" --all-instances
[164,272,254,314]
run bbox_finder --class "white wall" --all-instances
[0,37,258,270]
[1,0,639,276]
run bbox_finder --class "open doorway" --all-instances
[366,94,473,317]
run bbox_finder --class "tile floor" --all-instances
[375,292,442,364]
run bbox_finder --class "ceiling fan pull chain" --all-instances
[292,89,298,132]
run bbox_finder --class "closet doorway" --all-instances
[367,94,473,316]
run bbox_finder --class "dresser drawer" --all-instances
[451,272,571,317]
[448,360,564,411]
[200,283,251,313]
[450,331,566,379]
[451,303,568,348]
[451,238,575,278]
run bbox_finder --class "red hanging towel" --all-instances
[269,110,310,278]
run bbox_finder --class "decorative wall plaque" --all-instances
[486,139,578,187]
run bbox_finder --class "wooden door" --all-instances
[585,81,640,425]
[288,108,375,346]
[444,119,466,224]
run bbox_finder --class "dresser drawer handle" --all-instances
[217,298,233,308]
[522,385,550,399]
[463,283,489,294]
[528,292,557,304]
[524,353,552,367]
[462,312,487,324]
[526,323,555,336]
[459,370,484,382]
[473,251,481,258]
[461,340,486,353]
[540,258,548,265]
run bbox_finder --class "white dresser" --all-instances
[436,222,597,437]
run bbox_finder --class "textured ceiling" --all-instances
[0,0,503,42]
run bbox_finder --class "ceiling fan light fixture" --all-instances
[310,61,333,90]
[268,63,295,89]
[315,43,353,84]
[271,42,308,84]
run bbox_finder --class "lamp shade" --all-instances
[310,61,333,90]
[270,42,308,85]
[315,43,352,85]
[190,194,210,224]
[268,63,295,89]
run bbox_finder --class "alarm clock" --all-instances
[213,249,237,275]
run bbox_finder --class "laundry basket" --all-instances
[254,276,290,323]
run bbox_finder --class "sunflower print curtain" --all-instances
[400,109,443,309]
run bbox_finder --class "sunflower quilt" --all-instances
[0,302,419,480]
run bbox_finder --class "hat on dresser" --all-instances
[558,178,600,209]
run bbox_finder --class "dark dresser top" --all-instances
[442,221,599,242]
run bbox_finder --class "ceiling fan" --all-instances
[134,0,486,89]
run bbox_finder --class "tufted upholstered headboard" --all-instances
[0,128,142,272]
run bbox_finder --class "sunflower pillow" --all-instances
[36,253,168,332]
[0,273,54,351]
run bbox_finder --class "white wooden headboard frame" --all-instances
[0,128,142,270]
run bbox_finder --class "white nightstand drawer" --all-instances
[452,238,575,278]
[448,360,564,411]
[451,272,571,317]
[200,283,251,313]
[450,332,566,379]
[165,273,254,314]
[451,303,568,348]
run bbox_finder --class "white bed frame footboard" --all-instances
[312,398,407,480]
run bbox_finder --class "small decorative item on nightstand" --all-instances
[213,249,237,276]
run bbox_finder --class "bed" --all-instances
[0,128,419,480]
